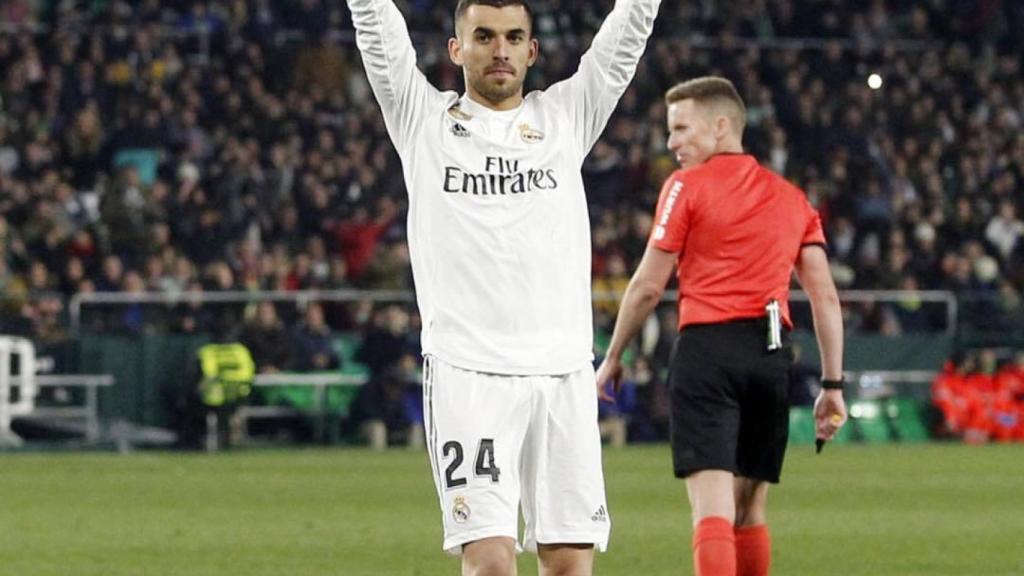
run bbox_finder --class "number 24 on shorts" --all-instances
[442,439,501,488]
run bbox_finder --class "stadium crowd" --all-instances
[1,0,1023,442]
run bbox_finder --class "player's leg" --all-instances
[523,365,607,576]
[423,356,530,572]
[537,543,593,576]
[463,537,518,576]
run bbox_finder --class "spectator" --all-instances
[173,280,216,335]
[290,302,341,372]
[986,199,1024,262]
[238,301,291,373]
[349,351,422,450]
[355,304,416,377]
[330,198,398,282]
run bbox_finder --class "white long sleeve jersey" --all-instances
[349,0,660,375]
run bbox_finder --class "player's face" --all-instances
[449,5,538,108]
[666,99,719,169]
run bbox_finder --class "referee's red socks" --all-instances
[693,516,736,576]
[735,524,772,576]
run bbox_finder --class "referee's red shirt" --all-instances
[649,154,826,330]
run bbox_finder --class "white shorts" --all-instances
[422,355,610,555]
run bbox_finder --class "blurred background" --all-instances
[2,0,1024,451]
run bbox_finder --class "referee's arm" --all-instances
[793,245,843,381]
[794,244,848,438]
[597,245,677,401]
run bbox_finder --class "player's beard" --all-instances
[470,71,523,106]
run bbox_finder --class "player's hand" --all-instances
[813,389,847,440]
[596,357,623,403]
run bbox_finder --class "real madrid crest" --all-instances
[518,123,545,143]
[452,496,471,524]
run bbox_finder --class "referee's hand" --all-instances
[596,358,623,403]
[813,389,848,441]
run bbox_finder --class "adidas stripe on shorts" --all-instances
[422,355,611,554]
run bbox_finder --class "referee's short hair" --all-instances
[455,0,535,34]
[665,76,747,135]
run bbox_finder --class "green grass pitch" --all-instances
[1,444,1022,575]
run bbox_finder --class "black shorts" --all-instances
[669,318,792,483]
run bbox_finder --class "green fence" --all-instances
[78,333,209,428]
[77,333,370,430]
[790,331,953,371]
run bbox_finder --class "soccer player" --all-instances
[595,76,848,576]
[345,0,661,574]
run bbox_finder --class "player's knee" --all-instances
[540,567,591,576]
[462,538,516,576]
[538,543,594,576]
[463,556,515,576]
[539,563,592,576]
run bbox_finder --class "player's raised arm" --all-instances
[548,0,662,155]
[346,0,444,154]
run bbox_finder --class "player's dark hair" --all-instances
[454,0,534,35]
[665,76,747,132]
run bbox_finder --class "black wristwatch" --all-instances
[821,378,844,391]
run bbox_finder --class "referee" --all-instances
[596,76,847,576]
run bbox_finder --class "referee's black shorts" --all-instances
[669,317,792,483]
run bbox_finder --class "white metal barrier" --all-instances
[1,374,116,445]
[25,374,115,442]
[237,372,368,444]
[0,336,37,447]
[1,334,115,446]
[847,370,938,384]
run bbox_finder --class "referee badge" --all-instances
[452,496,471,524]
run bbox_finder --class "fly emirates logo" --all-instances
[443,156,559,196]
